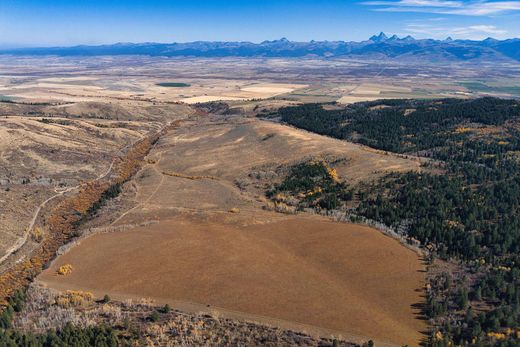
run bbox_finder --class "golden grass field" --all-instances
[40,215,426,346]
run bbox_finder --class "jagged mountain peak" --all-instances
[370,32,388,42]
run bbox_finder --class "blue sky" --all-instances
[0,0,519,47]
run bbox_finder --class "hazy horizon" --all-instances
[1,32,519,51]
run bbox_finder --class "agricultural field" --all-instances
[40,216,425,346]
[0,55,519,107]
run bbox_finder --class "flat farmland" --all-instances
[2,55,516,106]
[39,215,426,346]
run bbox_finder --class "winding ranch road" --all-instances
[109,152,164,227]
[109,120,182,226]
[0,160,115,266]
[1,119,182,266]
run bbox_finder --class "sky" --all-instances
[0,0,519,47]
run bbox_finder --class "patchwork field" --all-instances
[40,216,426,346]
[1,55,518,107]
[0,56,309,104]
[336,83,415,104]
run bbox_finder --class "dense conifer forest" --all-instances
[274,97,520,346]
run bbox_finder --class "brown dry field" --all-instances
[40,215,426,347]
[148,115,424,184]
[38,115,428,346]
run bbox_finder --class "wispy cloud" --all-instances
[405,23,508,39]
[364,1,463,8]
[362,0,520,16]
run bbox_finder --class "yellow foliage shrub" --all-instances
[31,227,44,243]
[454,127,473,134]
[274,193,286,202]
[326,167,339,182]
[55,290,94,308]
[487,331,506,340]
[57,264,73,276]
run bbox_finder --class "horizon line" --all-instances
[2,32,519,50]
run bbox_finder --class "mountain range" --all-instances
[1,33,519,62]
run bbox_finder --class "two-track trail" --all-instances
[0,119,183,306]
